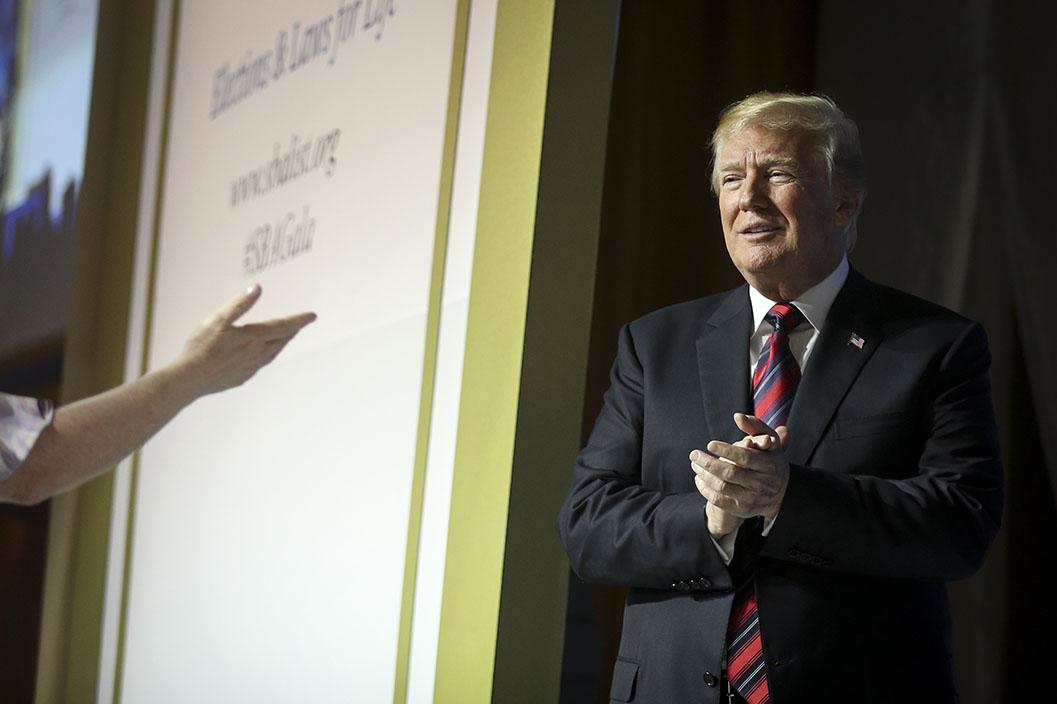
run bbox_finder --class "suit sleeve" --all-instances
[556,324,732,590]
[760,322,1003,580]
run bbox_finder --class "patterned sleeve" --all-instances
[0,393,55,481]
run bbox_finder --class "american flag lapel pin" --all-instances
[848,333,865,349]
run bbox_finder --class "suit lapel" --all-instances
[696,286,753,443]
[786,269,884,464]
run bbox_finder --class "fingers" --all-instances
[733,413,779,441]
[734,414,791,452]
[213,284,263,327]
[689,446,787,519]
[704,440,763,470]
[742,434,775,451]
[241,312,318,340]
[689,450,762,491]
[209,285,318,339]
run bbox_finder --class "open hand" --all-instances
[174,284,317,397]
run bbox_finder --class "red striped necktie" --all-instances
[726,302,804,704]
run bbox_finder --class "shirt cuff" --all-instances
[711,512,778,564]
[761,512,778,537]
[710,526,739,565]
[0,393,54,480]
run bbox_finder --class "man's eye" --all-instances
[769,170,795,181]
[722,175,742,188]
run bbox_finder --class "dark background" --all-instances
[559,1,1056,702]
[0,346,60,703]
[1,1,1054,701]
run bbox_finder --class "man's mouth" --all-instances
[740,223,783,235]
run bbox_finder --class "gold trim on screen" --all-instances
[392,1,472,702]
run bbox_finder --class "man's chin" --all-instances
[734,247,788,276]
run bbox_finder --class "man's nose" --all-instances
[738,173,768,211]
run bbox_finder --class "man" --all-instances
[557,93,1002,703]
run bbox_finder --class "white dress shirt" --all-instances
[711,256,850,562]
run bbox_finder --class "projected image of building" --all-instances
[0,0,98,359]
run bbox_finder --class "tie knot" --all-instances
[766,303,803,334]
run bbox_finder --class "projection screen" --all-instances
[101,0,496,701]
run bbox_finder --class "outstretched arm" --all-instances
[0,285,315,505]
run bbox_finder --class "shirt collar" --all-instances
[748,255,850,334]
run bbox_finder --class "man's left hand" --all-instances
[690,414,790,521]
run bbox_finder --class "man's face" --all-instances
[716,126,851,297]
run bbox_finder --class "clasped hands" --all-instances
[690,413,790,539]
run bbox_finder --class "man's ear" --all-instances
[834,184,864,227]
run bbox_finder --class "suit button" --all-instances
[699,577,711,588]
[703,671,718,687]
[675,580,689,591]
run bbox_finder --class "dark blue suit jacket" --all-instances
[557,270,1003,703]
